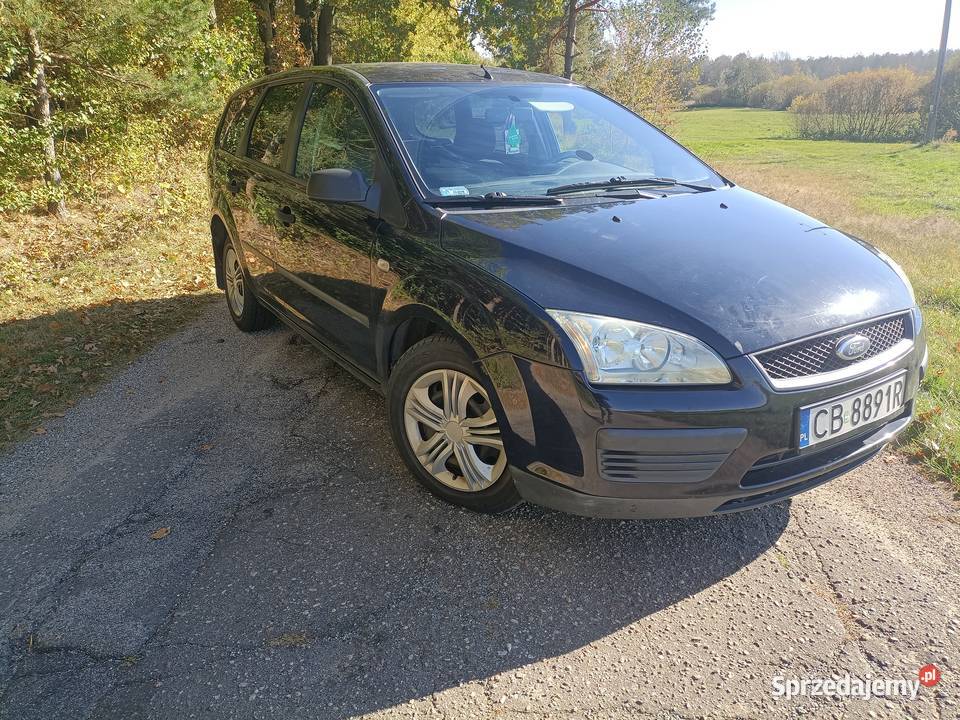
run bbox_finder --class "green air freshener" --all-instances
[504,114,521,155]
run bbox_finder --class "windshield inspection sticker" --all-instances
[504,113,522,154]
[439,186,470,196]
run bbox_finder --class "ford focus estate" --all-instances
[207,63,927,518]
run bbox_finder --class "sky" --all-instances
[704,0,957,59]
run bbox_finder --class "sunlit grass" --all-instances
[0,152,217,448]
[674,108,960,220]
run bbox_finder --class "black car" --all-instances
[207,62,927,518]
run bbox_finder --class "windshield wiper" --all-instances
[428,193,563,208]
[545,176,716,196]
[643,176,718,192]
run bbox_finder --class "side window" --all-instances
[295,85,376,183]
[217,90,257,155]
[246,83,304,168]
[218,89,257,155]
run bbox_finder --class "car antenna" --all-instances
[480,63,493,80]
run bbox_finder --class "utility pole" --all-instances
[926,0,953,143]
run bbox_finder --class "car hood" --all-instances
[440,187,914,358]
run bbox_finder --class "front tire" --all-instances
[222,243,273,331]
[387,336,520,513]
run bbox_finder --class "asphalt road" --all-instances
[1,305,958,720]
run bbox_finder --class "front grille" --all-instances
[755,313,909,381]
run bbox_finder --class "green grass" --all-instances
[673,108,960,220]
[671,108,960,490]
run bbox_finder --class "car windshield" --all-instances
[372,82,725,199]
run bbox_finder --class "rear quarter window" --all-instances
[217,89,258,155]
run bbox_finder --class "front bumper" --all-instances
[482,313,926,519]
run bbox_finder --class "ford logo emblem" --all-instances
[836,333,872,361]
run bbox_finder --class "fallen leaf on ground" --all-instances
[267,632,309,648]
[149,527,170,540]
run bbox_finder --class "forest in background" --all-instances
[0,0,716,216]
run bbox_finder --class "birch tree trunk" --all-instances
[26,27,67,218]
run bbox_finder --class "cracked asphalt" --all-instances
[1,305,958,719]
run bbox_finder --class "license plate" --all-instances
[798,372,907,449]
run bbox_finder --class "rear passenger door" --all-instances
[213,88,262,274]
[235,82,307,299]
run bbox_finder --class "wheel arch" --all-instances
[210,195,242,291]
[378,302,494,381]
[210,214,229,290]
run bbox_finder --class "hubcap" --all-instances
[403,369,506,492]
[224,246,244,317]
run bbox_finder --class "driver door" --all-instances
[272,83,381,374]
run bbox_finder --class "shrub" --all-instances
[790,68,922,141]
[691,84,722,106]
[748,74,820,110]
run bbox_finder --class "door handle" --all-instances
[276,206,296,226]
[226,176,242,194]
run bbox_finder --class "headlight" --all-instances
[546,310,732,385]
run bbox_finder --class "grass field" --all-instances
[672,108,960,488]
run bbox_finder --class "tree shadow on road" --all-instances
[89,328,789,718]
[0,310,790,719]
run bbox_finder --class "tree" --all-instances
[24,25,66,217]
[559,0,604,79]
[460,0,567,70]
[718,53,772,106]
[583,0,714,126]
[922,54,960,138]
[317,3,335,64]
[291,0,336,65]
[279,0,477,67]
[746,74,818,110]
[253,0,281,73]
[0,0,255,214]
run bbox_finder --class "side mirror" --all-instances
[306,168,369,203]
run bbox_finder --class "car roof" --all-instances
[240,62,574,89]
[342,62,572,85]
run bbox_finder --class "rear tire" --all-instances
[387,336,521,514]
[222,243,273,332]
